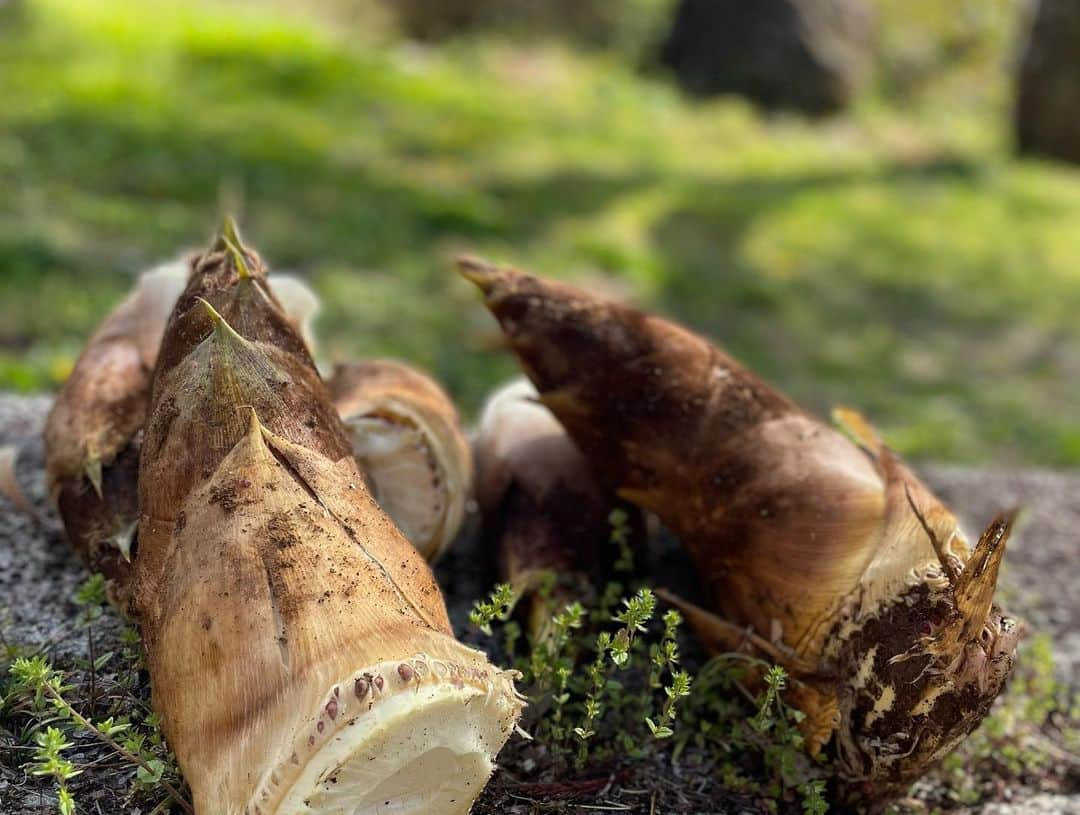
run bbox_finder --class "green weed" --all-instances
[1,576,191,814]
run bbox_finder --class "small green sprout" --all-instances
[575,631,613,766]
[30,725,81,812]
[649,609,683,691]
[8,654,193,814]
[645,608,689,740]
[801,779,828,814]
[469,583,517,636]
[752,664,788,733]
[646,670,693,739]
[530,601,585,689]
[73,573,107,609]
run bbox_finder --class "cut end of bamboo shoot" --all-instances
[252,655,523,815]
[329,360,472,563]
[344,415,452,558]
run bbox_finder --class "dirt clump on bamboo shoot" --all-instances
[328,359,472,562]
[461,256,1020,804]
[131,234,521,815]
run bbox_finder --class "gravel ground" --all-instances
[923,466,1080,683]
[1,394,1076,814]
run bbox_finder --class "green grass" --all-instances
[2,0,1079,465]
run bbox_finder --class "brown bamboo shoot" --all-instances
[131,237,521,814]
[474,377,644,641]
[461,256,1019,802]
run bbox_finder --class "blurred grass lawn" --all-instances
[1,0,1078,465]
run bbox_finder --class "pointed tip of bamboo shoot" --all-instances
[224,240,251,281]
[213,216,252,278]
[242,404,265,440]
[83,455,104,499]
[457,256,507,295]
[197,295,223,322]
[110,522,137,564]
[955,510,1017,627]
[221,214,242,246]
[228,242,252,279]
[197,297,246,345]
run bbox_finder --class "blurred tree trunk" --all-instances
[660,0,873,115]
[393,0,492,40]
[1016,0,1080,163]
[392,0,627,44]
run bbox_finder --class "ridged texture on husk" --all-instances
[134,240,521,815]
[474,378,644,641]
[328,360,472,562]
[43,254,320,610]
[461,257,1019,802]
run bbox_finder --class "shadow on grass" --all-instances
[3,77,1078,463]
[642,160,1080,464]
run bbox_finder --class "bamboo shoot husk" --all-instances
[43,260,189,606]
[474,377,644,641]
